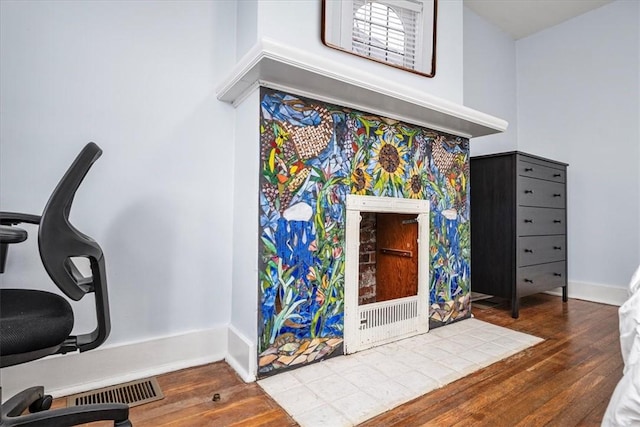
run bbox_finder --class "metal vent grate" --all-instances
[357,295,420,351]
[67,377,164,408]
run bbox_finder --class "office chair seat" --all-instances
[1,289,74,367]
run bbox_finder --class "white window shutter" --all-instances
[351,0,422,70]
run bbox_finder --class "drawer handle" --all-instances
[525,168,534,172]
[524,219,534,223]
[553,193,562,197]
[553,246,562,250]
[553,173,562,177]
[553,273,562,277]
[380,248,413,258]
[553,220,562,223]
[524,278,534,283]
[524,249,534,253]
[524,190,534,194]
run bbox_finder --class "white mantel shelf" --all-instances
[216,38,507,139]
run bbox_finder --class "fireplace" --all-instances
[216,38,507,381]
[344,195,430,353]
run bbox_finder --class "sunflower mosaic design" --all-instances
[405,161,429,199]
[369,132,409,197]
[350,150,373,195]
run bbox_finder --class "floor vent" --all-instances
[67,377,164,408]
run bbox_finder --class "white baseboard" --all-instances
[545,280,628,306]
[226,324,257,382]
[1,326,228,400]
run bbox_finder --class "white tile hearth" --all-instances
[258,318,543,427]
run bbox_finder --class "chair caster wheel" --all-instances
[29,394,53,413]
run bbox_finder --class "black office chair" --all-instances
[0,143,131,426]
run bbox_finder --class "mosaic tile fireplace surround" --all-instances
[257,88,473,378]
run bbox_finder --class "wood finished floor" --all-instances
[54,294,622,426]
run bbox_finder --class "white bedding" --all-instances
[602,265,640,426]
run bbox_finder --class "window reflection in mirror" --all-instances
[322,0,437,77]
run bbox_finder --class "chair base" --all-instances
[1,386,131,427]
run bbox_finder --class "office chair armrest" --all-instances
[0,214,35,273]
[0,225,27,244]
[0,211,41,226]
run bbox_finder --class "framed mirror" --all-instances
[321,0,437,77]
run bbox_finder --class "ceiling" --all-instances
[463,0,614,40]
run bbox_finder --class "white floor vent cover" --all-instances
[67,377,164,408]
[357,296,421,351]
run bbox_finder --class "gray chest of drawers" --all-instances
[470,151,568,318]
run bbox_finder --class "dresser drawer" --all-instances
[517,176,566,208]
[517,261,566,297]
[517,235,566,267]
[517,207,566,236]
[518,159,566,183]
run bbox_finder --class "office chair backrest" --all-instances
[38,142,111,352]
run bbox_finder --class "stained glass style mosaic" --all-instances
[257,88,471,377]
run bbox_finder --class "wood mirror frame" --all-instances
[321,0,438,78]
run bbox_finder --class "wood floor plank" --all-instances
[49,294,622,426]
[467,323,621,425]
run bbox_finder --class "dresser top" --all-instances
[471,151,569,167]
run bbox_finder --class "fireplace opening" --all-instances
[344,195,430,354]
[359,212,419,305]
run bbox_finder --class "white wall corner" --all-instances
[227,86,259,384]
[0,327,228,401]
[226,324,257,382]
[546,281,628,307]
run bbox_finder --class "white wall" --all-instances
[463,7,517,155]
[256,0,464,104]
[0,0,236,350]
[236,0,258,61]
[516,0,640,290]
